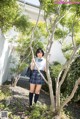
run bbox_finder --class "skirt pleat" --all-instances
[29,70,45,85]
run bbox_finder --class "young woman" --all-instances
[29,48,46,106]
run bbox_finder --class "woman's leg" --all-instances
[30,83,36,93]
[29,83,36,106]
[34,84,42,103]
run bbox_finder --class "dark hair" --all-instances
[36,48,44,57]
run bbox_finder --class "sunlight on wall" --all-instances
[49,41,67,65]
[0,29,11,85]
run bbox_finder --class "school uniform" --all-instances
[30,57,46,85]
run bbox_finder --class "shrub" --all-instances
[63,57,80,101]
[28,103,70,119]
[43,57,80,101]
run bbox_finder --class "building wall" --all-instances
[0,29,11,85]
[19,2,44,21]
[49,41,66,65]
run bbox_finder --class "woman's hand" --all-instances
[32,58,35,63]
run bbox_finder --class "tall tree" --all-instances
[30,2,80,119]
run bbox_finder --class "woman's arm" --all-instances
[30,59,35,70]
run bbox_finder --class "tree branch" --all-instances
[60,77,80,110]
[30,5,42,57]
[71,19,77,50]
[56,7,72,25]
[59,46,79,87]
[29,6,48,84]
[44,11,51,36]
[44,6,72,111]
[55,45,80,109]
[44,15,59,111]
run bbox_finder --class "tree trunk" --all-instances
[52,113,61,119]
[11,75,20,87]
[48,78,55,111]
[56,80,60,111]
[54,115,60,119]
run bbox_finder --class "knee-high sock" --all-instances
[29,92,33,106]
[34,94,39,103]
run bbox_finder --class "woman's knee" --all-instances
[35,85,42,94]
[35,92,40,94]
[30,83,36,93]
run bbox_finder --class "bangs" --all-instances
[37,50,42,53]
[36,48,44,56]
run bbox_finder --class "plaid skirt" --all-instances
[29,70,45,85]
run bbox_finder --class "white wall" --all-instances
[49,41,66,65]
[0,29,12,85]
[19,2,44,21]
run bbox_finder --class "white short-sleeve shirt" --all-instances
[34,57,46,71]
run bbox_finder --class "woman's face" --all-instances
[37,52,43,58]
